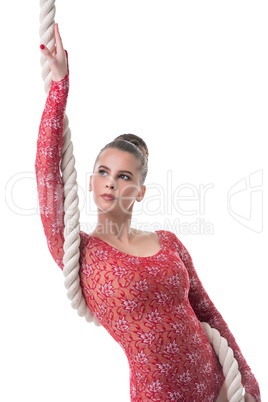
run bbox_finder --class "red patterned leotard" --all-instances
[35,75,261,402]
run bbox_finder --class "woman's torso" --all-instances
[80,230,224,402]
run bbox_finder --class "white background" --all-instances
[1,1,267,401]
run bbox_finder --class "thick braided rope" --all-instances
[38,0,245,398]
[39,0,99,325]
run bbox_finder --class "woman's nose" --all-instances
[106,181,115,190]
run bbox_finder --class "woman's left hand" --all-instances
[40,23,68,82]
[244,393,256,402]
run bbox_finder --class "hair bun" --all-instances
[114,133,149,159]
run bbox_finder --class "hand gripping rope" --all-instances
[39,1,244,400]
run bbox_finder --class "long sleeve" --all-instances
[171,233,261,401]
[35,76,70,270]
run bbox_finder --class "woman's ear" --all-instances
[136,185,146,202]
[89,175,93,192]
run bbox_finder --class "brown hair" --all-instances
[95,133,149,184]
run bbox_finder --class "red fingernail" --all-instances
[40,44,45,50]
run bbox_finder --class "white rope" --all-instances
[201,322,244,402]
[39,0,99,325]
[39,1,245,399]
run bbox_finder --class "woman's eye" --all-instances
[119,174,130,180]
[98,170,107,176]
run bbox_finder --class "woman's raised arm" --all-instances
[35,24,69,269]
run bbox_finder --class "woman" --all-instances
[36,24,261,402]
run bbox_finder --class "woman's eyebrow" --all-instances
[118,170,133,177]
[98,165,133,176]
[98,165,110,171]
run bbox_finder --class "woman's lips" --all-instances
[101,193,116,201]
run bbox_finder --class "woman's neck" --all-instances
[93,213,134,242]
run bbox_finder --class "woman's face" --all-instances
[90,148,146,216]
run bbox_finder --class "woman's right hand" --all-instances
[40,23,68,82]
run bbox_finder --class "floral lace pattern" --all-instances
[80,231,224,402]
[35,76,261,402]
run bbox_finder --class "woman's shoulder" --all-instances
[155,229,179,242]
[79,230,91,248]
[155,230,189,255]
[127,228,180,246]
